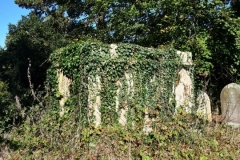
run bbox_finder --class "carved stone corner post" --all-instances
[175,68,193,113]
[115,80,125,125]
[57,70,72,117]
[88,74,101,127]
[110,44,118,57]
[143,76,156,134]
[177,51,193,66]
[174,51,193,113]
[143,108,153,134]
[117,72,134,126]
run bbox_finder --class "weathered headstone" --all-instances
[197,91,212,122]
[220,83,240,124]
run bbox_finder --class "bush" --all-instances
[5,110,240,159]
[0,80,16,132]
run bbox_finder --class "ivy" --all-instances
[47,41,184,127]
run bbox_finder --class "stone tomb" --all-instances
[56,44,213,129]
[220,83,240,125]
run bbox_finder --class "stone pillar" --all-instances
[57,70,71,117]
[174,51,193,113]
[175,68,193,113]
[143,76,156,134]
[88,74,101,127]
[118,72,134,126]
[176,51,192,66]
[143,109,153,134]
[110,44,118,57]
[115,80,122,112]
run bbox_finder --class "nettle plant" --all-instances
[47,41,187,127]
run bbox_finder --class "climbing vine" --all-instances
[47,41,185,127]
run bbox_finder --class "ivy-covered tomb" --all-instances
[47,41,210,131]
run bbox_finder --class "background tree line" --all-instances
[1,0,240,130]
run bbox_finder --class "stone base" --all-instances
[226,122,240,128]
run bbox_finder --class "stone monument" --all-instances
[220,83,240,125]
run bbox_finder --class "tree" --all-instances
[0,13,69,105]
[13,0,240,103]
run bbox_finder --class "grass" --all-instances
[1,110,240,159]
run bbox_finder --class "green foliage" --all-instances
[190,33,213,77]
[5,110,240,159]
[0,80,15,132]
[0,13,72,133]
[47,41,183,126]
[14,0,240,105]
[0,13,69,109]
[1,1,240,159]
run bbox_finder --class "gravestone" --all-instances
[196,91,212,122]
[220,83,240,124]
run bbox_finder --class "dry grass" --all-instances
[1,112,240,159]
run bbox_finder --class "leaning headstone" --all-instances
[196,91,212,122]
[220,83,240,124]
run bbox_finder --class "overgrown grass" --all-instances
[1,109,240,159]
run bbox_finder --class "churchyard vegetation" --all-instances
[1,0,240,159]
